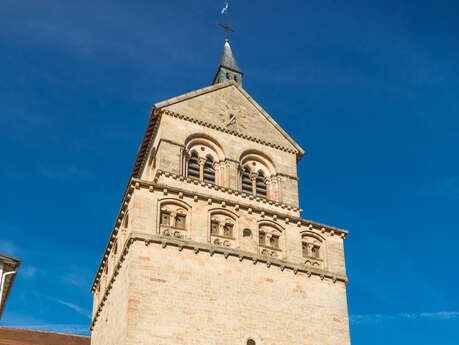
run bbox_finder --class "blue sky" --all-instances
[0,0,458,343]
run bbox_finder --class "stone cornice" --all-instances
[89,231,348,331]
[90,171,349,294]
[152,170,302,212]
[153,80,305,161]
[160,108,299,155]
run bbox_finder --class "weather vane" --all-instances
[217,1,235,40]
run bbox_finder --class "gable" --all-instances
[154,81,304,159]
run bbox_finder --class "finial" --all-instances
[217,1,235,41]
[212,0,243,86]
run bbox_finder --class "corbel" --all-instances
[208,198,212,205]
[163,188,168,196]
[178,192,183,199]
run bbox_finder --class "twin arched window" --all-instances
[302,233,324,266]
[184,136,275,199]
[186,152,216,183]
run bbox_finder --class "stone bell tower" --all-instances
[89,39,351,345]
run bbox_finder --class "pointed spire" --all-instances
[212,40,243,86]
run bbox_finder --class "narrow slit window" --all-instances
[241,167,252,194]
[302,242,309,257]
[203,157,215,184]
[259,231,266,245]
[175,214,186,229]
[187,152,200,179]
[255,171,267,197]
[211,221,219,235]
[270,234,280,249]
[160,211,171,226]
[223,223,233,238]
[312,245,320,258]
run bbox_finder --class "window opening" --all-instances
[243,229,252,238]
[160,211,171,226]
[223,223,233,237]
[211,220,219,235]
[259,231,266,245]
[270,234,280,248]
[242,167,252,194]
[203,157,216,183]
[188,152,200,179]
[255,171,267,197]
[175,214,186,229]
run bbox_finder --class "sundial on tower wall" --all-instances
[217,101,249,132]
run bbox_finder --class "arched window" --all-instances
[255,171,267,197]
[240,150,276,199]
[159,200,190,239]
[187,152,200,179]
[258,221,283,257]
[302,234,322,259]
[301,232,325,268]
[209,209,237,248]
[184,135,225,184]
[243,229,252,238]
[241,167,252,194]
[203,156,215,184]
[247,339,256,345]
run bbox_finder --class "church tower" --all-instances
[89,39,351,345]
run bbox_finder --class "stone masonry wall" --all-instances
[91,254,129,345]
[124,241,350,345]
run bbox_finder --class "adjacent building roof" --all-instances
[0,254,21,319]
[0,327,90,345]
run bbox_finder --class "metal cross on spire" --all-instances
[217,1,235,41]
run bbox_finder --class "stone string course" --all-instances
[90,231,348,331]
[90,171,348,294]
